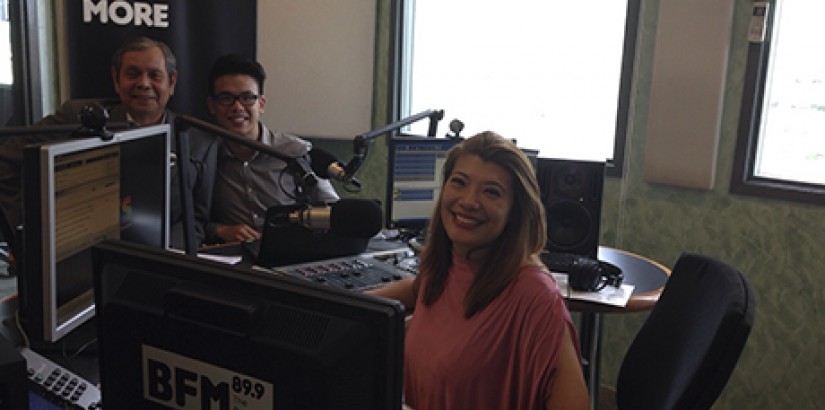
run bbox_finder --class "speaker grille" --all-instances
[547,200,592,249]
[537,159,605,258]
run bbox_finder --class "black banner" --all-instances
[65,0,257,121]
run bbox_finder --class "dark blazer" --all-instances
[0,99,219,251]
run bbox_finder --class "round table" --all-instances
[567,246,671,410]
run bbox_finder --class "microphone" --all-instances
[447,118,464,139]
[309,148,362,188]
[281,199,383,238]
[292,156,320,190]
[78,102,114,140]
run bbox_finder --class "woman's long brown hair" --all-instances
[418,131,547,318]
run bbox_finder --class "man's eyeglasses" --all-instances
[212,92,260,107]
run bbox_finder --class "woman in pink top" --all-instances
[373,131,589,410]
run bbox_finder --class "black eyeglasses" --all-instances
[212,92,260,107]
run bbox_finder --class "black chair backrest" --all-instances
[616,252,756,410]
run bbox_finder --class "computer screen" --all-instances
[19,124,170,347]
[92,239,405,410]
[385,136,461,233]
[385,135,539,234]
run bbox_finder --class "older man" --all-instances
[0,36,218,253]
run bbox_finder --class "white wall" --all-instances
[257,0,376,139]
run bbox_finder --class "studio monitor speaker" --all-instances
[536,158,606,259]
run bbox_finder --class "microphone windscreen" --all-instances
[308,148,339,178]
[329,199,383,238]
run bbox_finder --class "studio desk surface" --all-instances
[206,240,670,410]
[0,237,417,410]
[569,246,671,312]
[569,246,671,410]
[0,239,668,410]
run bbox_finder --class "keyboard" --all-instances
[19,347,102,409]
[540,251,582,273]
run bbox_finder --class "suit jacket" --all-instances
[0,99,218,251]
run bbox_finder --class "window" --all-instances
[389,1,641,176]
[2,0,55,126]
[1,4,10,86]
[732,1,825,204]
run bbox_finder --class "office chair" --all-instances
[611,252,756,410]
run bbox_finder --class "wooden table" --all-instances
[567,246,671,410]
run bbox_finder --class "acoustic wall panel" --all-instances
[643,0,735,189]
[258,0,376,139]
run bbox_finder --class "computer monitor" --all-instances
[385,135,539,234]
[92,239,405,410]
[19,124,170,347]
[385,136,462,233]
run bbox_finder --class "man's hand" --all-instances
[216,224,261,243]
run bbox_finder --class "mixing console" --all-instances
[272,247,419,292]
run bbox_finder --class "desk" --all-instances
[568,246,670,410]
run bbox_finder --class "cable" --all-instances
[14,308,30,349]
[62,337,97,361]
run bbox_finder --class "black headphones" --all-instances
[566,256,624,292]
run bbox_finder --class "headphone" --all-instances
[567,256,624,292]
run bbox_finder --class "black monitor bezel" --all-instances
[92,239,405,409]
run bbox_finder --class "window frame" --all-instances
[386,0,642,178]
[730,0,825,205]
[7,0,51,125]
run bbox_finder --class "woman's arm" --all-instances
[546,325,590,410]
[366,276,418,312]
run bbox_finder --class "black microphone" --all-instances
[286,198,382,238]
[309,148,362,188]
[292,156,320,190]
[78,102,114,140]
[447,118,464,139]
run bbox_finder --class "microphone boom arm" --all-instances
[175,115,318,191]
[344,109,444,177]
[174,115,320,254]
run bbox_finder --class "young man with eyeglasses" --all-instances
[205,54,339,244]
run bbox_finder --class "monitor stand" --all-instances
[27,315,99,357]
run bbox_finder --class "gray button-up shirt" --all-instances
[210,122,339,231]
